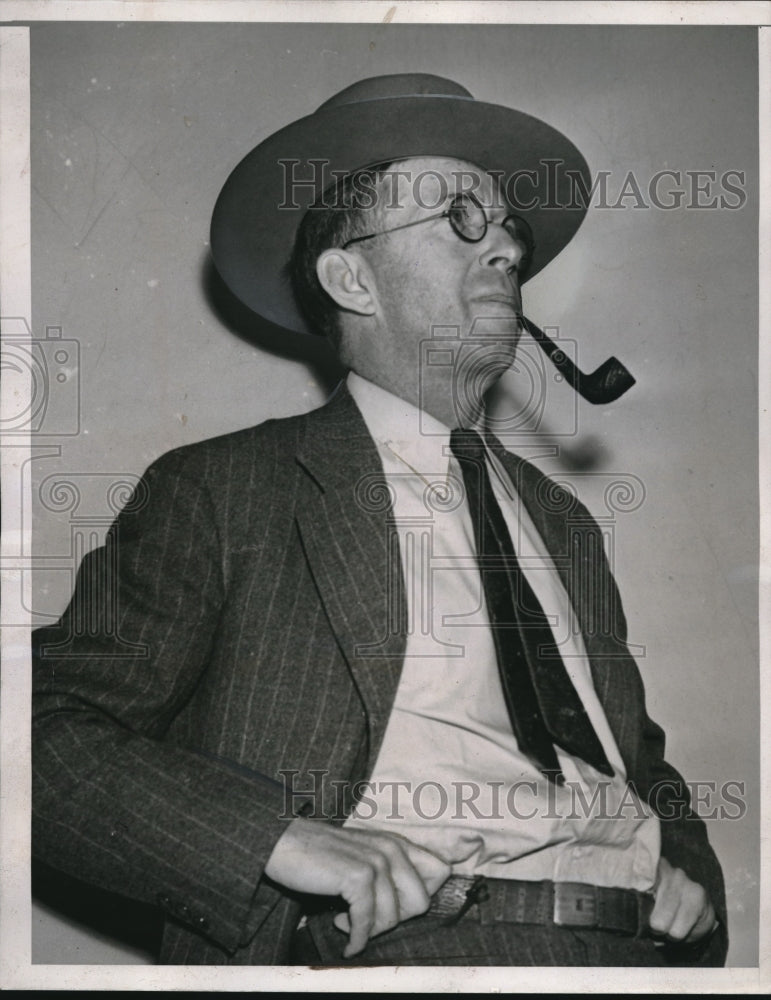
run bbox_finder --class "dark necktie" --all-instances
[449,427,614,784]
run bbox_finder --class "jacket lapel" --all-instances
[294,383,407,765]
[294,393,636,776]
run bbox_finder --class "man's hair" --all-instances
[288,162,394,345]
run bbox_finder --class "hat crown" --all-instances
[212,73,590,333]
[316,73,473,112]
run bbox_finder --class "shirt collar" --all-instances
[346,371,454,478]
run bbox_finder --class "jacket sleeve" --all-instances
[32,447,300,955]
[635,693,729,965]
[519,454,729,966]
[583,497,729,966]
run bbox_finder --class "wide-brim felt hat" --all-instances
[210,73,591,335]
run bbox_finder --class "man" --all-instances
[32,74,727,967]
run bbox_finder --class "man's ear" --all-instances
[316,248,377,317]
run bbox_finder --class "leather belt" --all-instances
[427,875,654,937]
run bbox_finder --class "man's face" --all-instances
[357,157,528,396]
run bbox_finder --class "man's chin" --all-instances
[449,341,521,421]
[458,328,522,364]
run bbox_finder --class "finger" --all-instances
[649,885,680,937]
[662,899,697,942]
[380,835,453,919]
[369,837,430,924]
[343,852,401,954]
[686,903,717,944]
[369,849,403,935]
[333,912,350,934]
[669,894,715,944]
[677,881,709,941]
[651,872,713,944]
[342,868,378,957]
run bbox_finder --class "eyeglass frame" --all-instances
[340,191,536,275]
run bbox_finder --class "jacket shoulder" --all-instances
[141,408,318,485]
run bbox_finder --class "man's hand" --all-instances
[263,819,451,957]
[649,856,718,946]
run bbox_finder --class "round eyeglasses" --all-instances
[341,192,536,278]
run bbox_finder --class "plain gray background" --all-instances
[29,22,759,966]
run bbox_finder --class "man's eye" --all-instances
[449,196,486,239]
[449,202,474,228]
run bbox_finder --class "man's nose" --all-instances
[478,224,525,274]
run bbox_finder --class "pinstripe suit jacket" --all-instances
[32,382,727,965]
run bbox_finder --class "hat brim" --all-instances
[210,95,590,335]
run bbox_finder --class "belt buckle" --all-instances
[552,882,598,928]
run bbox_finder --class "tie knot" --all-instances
[450,427,486,462]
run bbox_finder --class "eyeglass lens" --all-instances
[448,194,534,268]
[448,196,487,241]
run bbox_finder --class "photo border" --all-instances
[1,1,767,992]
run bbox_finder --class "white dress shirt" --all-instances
[344,371,660,891]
